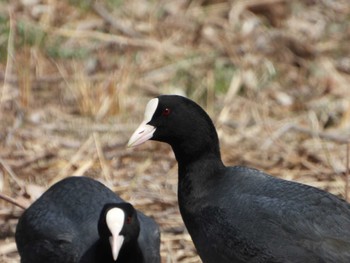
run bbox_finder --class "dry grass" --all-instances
[0,0,350,262]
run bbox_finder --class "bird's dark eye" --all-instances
[162,108,171,116]
[126,216,132,224]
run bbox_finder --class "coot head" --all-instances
[98,203,140,261]
[128,95,221,163]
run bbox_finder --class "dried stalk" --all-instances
[0,192,27,210]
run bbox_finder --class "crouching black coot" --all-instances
[15,176,160,263]
[128,94,350,263]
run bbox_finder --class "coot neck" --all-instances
[116,241,144,263]
[170,124,222,168]
[171,120,225,210]
[97,238,144,263]
[177,154,225,226]
[176,149,223,171]
[176,149,225,206]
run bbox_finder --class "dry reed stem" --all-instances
[0,158,23,190]
[0,243,17,256]
[49,136,95,185]
[92,2,141,38]
[0,193,26,210]
[46,26,170,51]
[93,132,113,183]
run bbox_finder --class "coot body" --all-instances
[128,95,350,263]
[15,176,160,263]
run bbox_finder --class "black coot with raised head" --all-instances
[128,95,350,263]
[15,176,160,263]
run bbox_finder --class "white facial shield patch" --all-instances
[106,208,125,261]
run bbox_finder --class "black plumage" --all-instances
[15,176,160,263]
[128,95,350,263]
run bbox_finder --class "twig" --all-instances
[0,157,23,190]
[7,152,54,169]
[0,192,27,209]
[0,242,18,255]
[262,124,350,149]
[141,54,217,83]
[218,72,242,124]
[40,122,135,133]
[72,160,95,177]
[93,132,112,183]
[290,125,350,144]
[0,71,116,85]
[48,26,163,50]
[49,136,94,185]
[92,2,141,38]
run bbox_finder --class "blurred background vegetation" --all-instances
[0,0,350,262]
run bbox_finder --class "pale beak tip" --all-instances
[127,135,138,148]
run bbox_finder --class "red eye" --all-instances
[126,216,132,224]
[162,108,171,116]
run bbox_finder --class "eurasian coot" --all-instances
[15,176,160,263]
[128,95,350,263]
